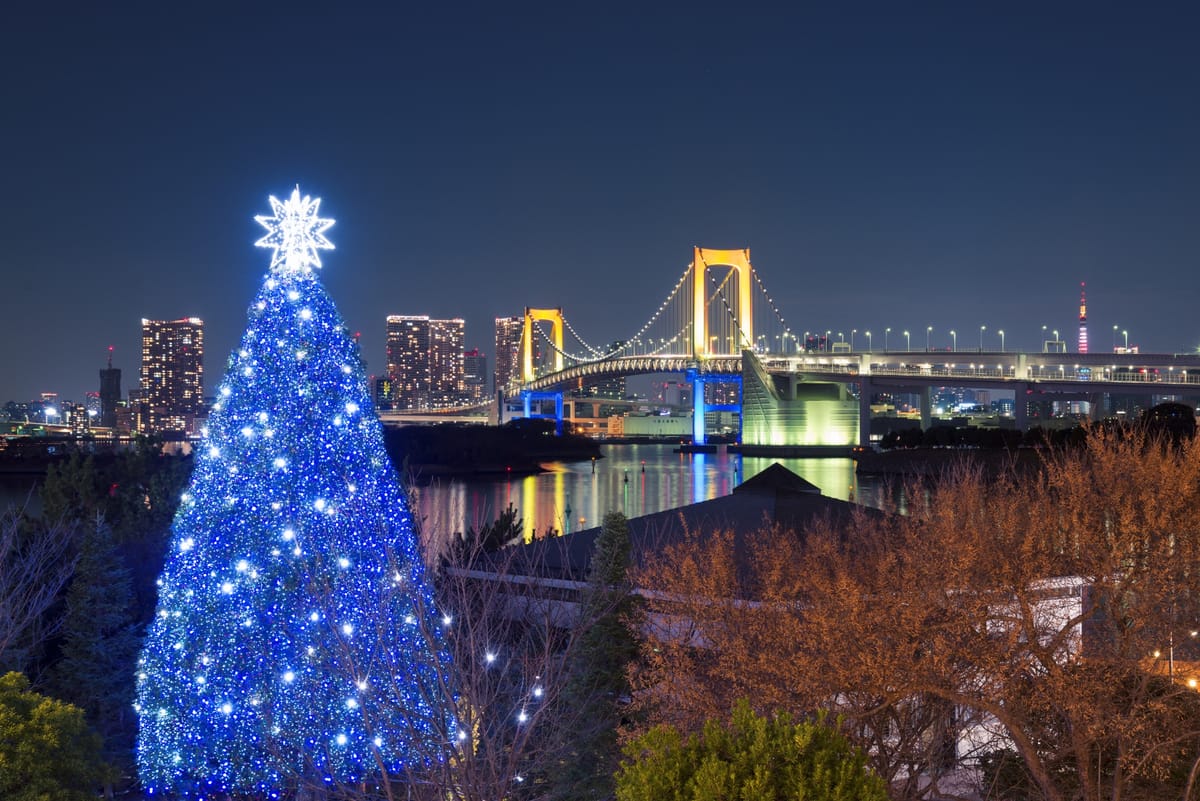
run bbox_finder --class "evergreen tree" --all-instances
[0,671,105,801]
[135,188,454,796]
[50,516,141,798]
[615,701,888,801]
[546,511,639,800]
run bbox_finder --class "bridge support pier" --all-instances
[919,386,932,431]
[520,390,564,436]
[1013,382,1029,432]
[859,377,873,447]
[687,368,743,446]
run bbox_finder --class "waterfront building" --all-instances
[387,315,467,410]
[140,317,205,436]
[430,318,465,408]
[386,315,432,410]
[463,348,488,404]
[494,316,524,397]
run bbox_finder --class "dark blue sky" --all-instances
[2,3,1197,403]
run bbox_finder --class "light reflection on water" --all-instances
[411,443,879,541]
[0,445,884,542]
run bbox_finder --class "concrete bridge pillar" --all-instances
[859,377,873,446]
[1012,382,1029,431]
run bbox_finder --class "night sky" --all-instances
[2,3,1198,404]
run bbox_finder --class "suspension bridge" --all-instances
[457,247,1200,449]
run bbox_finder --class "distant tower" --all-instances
[1077,282,1088,354]
[99,345,121,429]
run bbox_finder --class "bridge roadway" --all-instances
[521,349,1200,442]
[525,349,1200,392]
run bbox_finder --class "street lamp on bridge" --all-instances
[998,329,1005,352]
[979,325,987,353]
[885,327,891,351]
[1123,329,1129,350]
[950,330,957,351]
[1113,324,1118,351]
[865,330,872,351]
[1042,325,1048,353]
[904,330,911,351]
[851,329,857,351]
[926,326,933,352]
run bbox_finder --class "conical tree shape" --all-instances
[136,189,454,795]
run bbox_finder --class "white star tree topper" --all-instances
[254,186,335,273]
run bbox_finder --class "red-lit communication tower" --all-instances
[1077,282,1088,354]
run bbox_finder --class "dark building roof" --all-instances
[501,462,876,584]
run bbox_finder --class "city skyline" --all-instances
[3,4,1198,403]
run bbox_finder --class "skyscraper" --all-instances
[386,315,431,410]
[99,345,121,430]
[494,315,524,397]
[386,315,467,410]
[140,318,205,435]
[463,348,488,404]
[429,318,465,408]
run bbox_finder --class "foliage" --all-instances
[452,502,525,559]
[39,441,190,624]
[0,671,105,801]
[631,427,1200,801]
[542,511,640,800]
[614,700,887,801]
[49,516,141,795]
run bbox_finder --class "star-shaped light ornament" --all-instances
[254,186,335,274]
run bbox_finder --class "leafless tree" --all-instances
[631,429,1200,801]
[0,506,79,674]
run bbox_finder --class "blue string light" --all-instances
[136,189,455,794]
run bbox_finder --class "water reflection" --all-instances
[411,444,877,542]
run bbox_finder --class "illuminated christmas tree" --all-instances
[136,188,454,796]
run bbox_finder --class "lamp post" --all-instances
[851,329,857,351]
[950,330,957,351]
[904,330,911,351]
[885,327,891,351]
[1123,329,1129,349]
[926,326,933,352]
[865,330,872,351]
[1112,324,1118,351]
[979,325,987,353]
[998,329,1005,352]
[1042,325,1048,353]
[825,330,832,352]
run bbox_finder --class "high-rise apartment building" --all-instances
[429,318,465,408]
[463,348,488,404]
[494,316,524,397]
[386,315,432,410]
[386,315,467,410]
[140,317,205,435]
